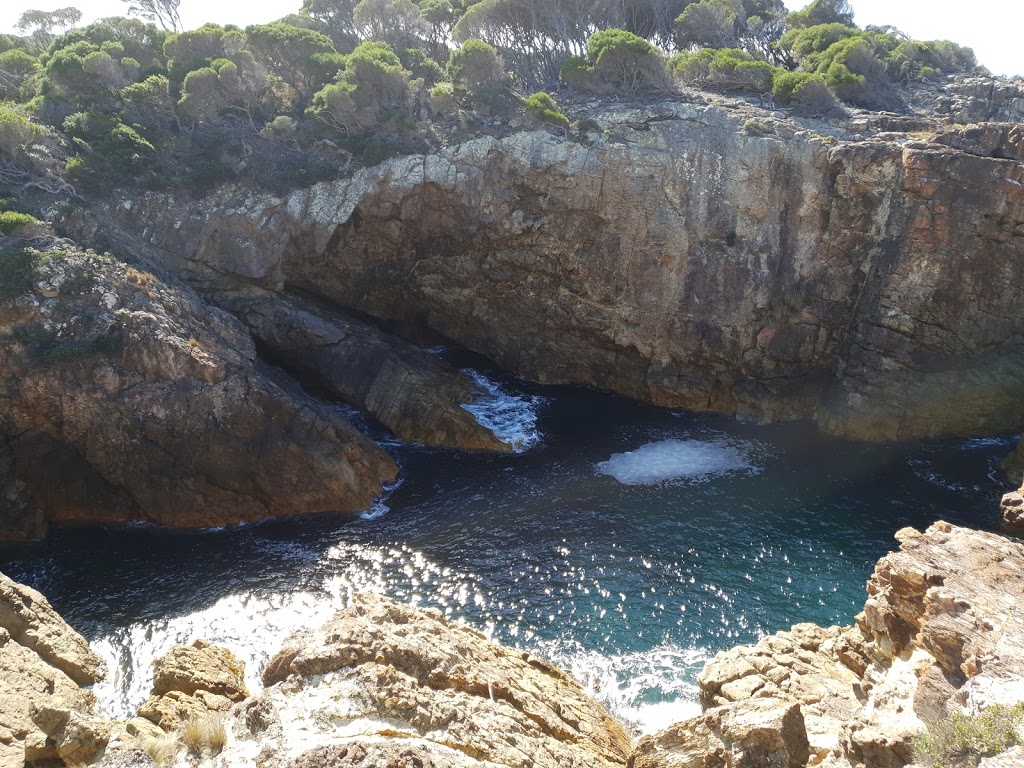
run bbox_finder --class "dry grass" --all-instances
[125,266,157,286]
[914,703,1024,768]
[141,733,179,766]
[180,714,228,756]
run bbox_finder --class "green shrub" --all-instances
[523,91,569,128]
[428,82,456,113]
[448,39,503,92]
[914,704,1024,768]
[672,48,776,93]
[562,29,668,95]
[0,211,38,234]
[772,70,837,114]
[742,119,770,136]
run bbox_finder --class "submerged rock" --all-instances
[643,522,1024,768]
[0,242,397,538]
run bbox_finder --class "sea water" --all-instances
[0,366,1012,733]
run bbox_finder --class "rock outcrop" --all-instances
[0,240,398,539]
[0,571,107,767]
[634,522,1024,768]
[213,288,510,451]
[1000,486,1024,536]
[248,593,632,768]
[107,97,1024,441]
[138,640,248,731]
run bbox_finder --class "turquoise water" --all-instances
[0,368,1012,732]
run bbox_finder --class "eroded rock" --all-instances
[109,99,1024,441]
[0,242,398,537]
[214,288,511,451]
[646,523,1024,768]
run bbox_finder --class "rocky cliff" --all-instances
[4,521,1023,768]
[0,238,399,538]
[99,91,1024,441]
[633,521,1024,768]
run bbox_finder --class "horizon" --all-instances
[0,0,1020,77]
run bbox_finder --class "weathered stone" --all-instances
[152,640,247,701]
[141,640,247,731]
[630,699,809,768]
[667,523,1024,768]
[213,288,511,451]
[1000,486,1024,536]
[56,711,111,765]
[109,99,1024,442]
[0,243,398,538]
[250,593,631,768]
[0,571,104,685]
[0,572,103,767]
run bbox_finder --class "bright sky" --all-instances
[0,0,1021,76]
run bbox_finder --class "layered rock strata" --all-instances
[109,100,1024,440]
[0,241,398,539]
[0,571,107,767]
[213,288,510,451]
[632,522,1024,768]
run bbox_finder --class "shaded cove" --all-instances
[0,366,1012,734]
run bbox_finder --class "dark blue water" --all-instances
[0,371,1012,732]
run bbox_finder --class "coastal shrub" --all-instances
[523,91,568,129]
[447,39,502,93]
[914,704,1024,768]
[562,29,668,95]
[772,70,837,113]
[0,210,37,234]
[428,82,456,113]
[672,48,775,93]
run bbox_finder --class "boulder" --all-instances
[140,640,247,731]
[246,593,631,768]
[0,244,398,538]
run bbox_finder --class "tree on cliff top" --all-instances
[122,0,182,32]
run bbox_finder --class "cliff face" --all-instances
[109,100,1024,440]
[0,242,398,538]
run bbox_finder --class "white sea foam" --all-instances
[535,639,707,734]
[460,369,546,452]
[596,438,754,485]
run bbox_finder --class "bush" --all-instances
[772,70,838,113]
[448,39,503,93]
[0,211,38,234]
[523,91,569,129]
[428,82,456,113]
[672,48,776,93]
[563,29,668,95]
[914,704,1024,768]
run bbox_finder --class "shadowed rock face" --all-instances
[111,101,1024,441]
[0,245,398,539]
[212,288,511,452]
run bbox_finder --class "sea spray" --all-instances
[460,369,547,452]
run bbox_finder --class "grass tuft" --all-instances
[141,733,179,766]
[180,714,227,756]
[914,703,1024,768]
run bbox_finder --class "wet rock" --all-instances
[0,243,398,538]
[215,289,510,451]
[247,593,631,768]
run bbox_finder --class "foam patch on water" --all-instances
[596,439,755,485]
[535,639,707,734]
[460,369,546,452]
[359,477,405,521]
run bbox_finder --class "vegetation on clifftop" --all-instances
[0,0,985,202]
